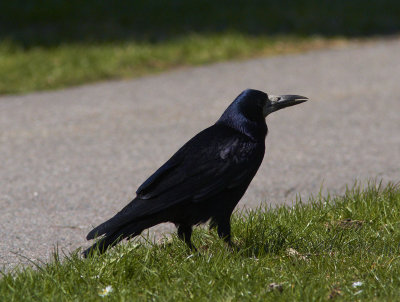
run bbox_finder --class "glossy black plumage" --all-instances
[83,89,307,256]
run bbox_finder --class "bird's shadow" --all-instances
[233,224,299,258]
[171,224,302,259]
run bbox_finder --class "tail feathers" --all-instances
[83,231,123,258]
[86,199,151,240]
[86,221,114,240]
[83,218,161,257]
[86,211,132,240]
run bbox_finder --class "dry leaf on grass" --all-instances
[286,248,309,261]
[269,283,283,293]
[325,219,364,230]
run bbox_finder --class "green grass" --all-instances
[2,182,400,301]
[0,34,345,95]
[1,0,399,95]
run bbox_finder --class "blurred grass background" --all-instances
[0,0,399,94]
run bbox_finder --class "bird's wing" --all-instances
[135,148,186,200]
[136,125,262,203]
[87,125,264,239]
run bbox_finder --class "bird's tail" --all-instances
[82,218,159,257]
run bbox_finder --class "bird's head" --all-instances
[234,89,308,119]
[218,89,308,139]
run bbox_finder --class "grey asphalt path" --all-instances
[1,39,400,270]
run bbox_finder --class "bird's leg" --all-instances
[177,224,197,251]
[209,218,217,230]
[215,215,240,251]
[216,217,233,247]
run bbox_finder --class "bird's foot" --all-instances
[226,241,240,252]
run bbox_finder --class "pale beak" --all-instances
[264,94,308,116]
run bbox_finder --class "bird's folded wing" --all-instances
[136,137,258,205]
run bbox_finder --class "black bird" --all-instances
[83,89,307,256]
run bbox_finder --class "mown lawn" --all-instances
[1,0,399,95]
[1,182,400,301]
[0,34,345,95]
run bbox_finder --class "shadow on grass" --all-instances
[238,224,294,257]
[1,0,400,48]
